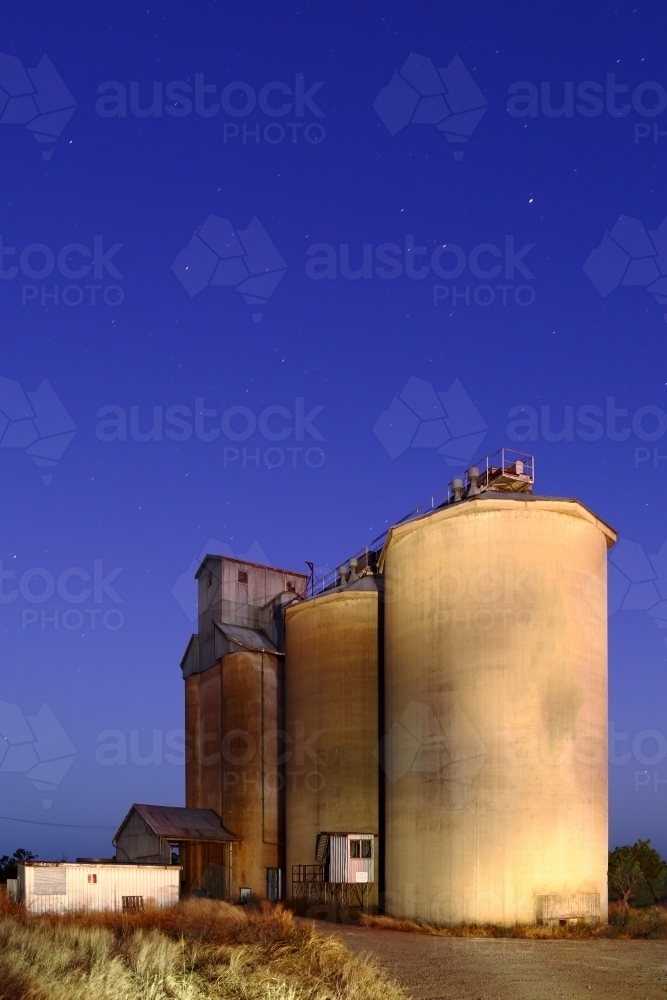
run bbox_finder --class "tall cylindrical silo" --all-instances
[381,494,615,925]
[285,577,380,907]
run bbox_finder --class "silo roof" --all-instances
[378,492,617,570]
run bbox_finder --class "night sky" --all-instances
[0,1,666,861]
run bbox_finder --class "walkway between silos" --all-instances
[306,921,667,1000]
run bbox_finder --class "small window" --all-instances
[361,840,372,859]
[87,874,97,884]
[238,570,248,584]
[350,840,361,858]
[207,573,213,588]
[286,581,295,592]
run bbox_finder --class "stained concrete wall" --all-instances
[184,650,282,898]
[285,584,380,906]
[381,496,615,925]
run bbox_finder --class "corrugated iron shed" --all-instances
[114,804,237,845]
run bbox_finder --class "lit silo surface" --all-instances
[380,491,615,925]
[285,575,380,907]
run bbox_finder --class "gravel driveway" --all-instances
[313,922,667,1000]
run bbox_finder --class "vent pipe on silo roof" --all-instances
[451,478,464,502]
[466,466,481,497]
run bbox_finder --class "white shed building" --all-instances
[18,861,179,914]
[324,833,374,884]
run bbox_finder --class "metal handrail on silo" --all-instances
[310,448,535,596]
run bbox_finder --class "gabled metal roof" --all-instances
[113,804,238,844]
[213,621,280,654]
[195,553,309,579]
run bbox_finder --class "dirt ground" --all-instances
[312,922,667,1000]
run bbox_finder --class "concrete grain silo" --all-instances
[380,456,616,925]
[285,564,380,908]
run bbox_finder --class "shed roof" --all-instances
[213,621,279,654]
[113,804,238,845]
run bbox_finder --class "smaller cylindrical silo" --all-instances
[285,576,380,907]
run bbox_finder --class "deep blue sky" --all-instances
[1,0,666,861]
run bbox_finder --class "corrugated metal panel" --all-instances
[115,806,168,863]
[115,804,237,844]
[328,834,374,884]
[21,863,179,914]
[330,835,347,882]
[213,621,279,654]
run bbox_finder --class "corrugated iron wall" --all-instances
[20,864,179,914]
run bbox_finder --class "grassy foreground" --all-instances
[0,895,406,1000]
[360,902,667,939]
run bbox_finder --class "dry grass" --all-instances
[360,901,667,939]
[0,893,407,1000]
